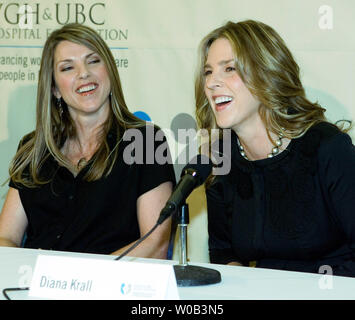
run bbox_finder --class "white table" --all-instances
[1,247,355,300]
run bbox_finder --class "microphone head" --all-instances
[181,154,213,186]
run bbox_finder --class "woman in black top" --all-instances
[195,20,355,276]
[0,24,176,258]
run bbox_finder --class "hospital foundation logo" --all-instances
[119,282,157,298]
[0,3,106,27]
[0,3,128,41]
[120,282,132,295]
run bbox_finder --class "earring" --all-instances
[56,98,63,117]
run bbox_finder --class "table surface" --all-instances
[1,247,354,300]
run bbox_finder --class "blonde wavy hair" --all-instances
[9,23,143,187]
[195,20,328,141]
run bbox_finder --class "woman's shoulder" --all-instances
[133,122,163,135]
[292,121,354,174]
[293,121,351,155]
[310,121,344,137]
[121,123,168,147]
[122,122,163,135]
[308,121,353,152]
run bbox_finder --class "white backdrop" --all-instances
[0,0,354,263]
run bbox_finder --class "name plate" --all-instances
[29,255,179,300]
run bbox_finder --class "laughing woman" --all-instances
[195,20,355,276]
[0,24,175,258]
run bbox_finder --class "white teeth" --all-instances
[214,96,232,104]
[77,84,97,93]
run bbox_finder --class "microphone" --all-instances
[157,154,213,225]
[114,154,213,262]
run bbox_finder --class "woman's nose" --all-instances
[205,72,223,90]
[78,64,90,79]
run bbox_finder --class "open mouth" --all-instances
[76,83,98,96]
[214,96,233,110]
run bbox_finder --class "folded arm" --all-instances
[110,181,173,259]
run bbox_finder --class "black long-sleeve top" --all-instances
[207,122,355,277]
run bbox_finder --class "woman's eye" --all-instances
[204,70,212,76]
[60,66,72,72]
[89,58,100,64]
[226,66,235,72]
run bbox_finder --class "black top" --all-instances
[10,125,176,254]
[207,122,355,277]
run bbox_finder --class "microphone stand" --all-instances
[173,202,221,286]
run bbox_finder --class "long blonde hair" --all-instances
[195,20,327,140]
[9,23,143,187]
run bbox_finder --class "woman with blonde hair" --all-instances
[196,20,355,276]
[0,23,175,258]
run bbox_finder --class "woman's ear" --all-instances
[52,86,61,99]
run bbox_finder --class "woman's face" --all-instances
[204,37,261,133]
[53,40,111,119]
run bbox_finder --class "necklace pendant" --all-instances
[77,158,88,170]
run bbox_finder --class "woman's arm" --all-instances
[0,188,28,247]
[319,131,355,276]
[206,181,245,265]
[110,181,173,259]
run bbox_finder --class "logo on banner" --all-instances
[0,2,129,83]
[0,3,106,27]
[0,2,128,41]
[120,283,132,295]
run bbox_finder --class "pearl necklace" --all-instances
[237,133,284,160]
